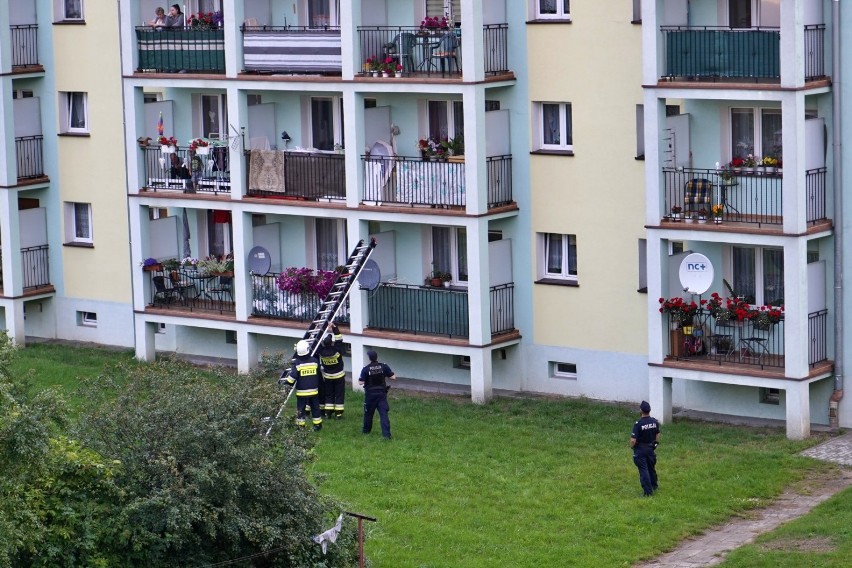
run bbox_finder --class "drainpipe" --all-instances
[831,0,844,430]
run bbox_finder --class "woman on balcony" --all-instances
[165,4,185,29]
[149,7,166,28]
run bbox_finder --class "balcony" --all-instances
[662,167,828,227]
[241,25,341,75]
[366,283,515,339]
[664,309,828,372]
[10,24,40,70]
[250,273,350,323]
[357,24,509,79]
[147,269,235,315]
[15,135,45,180]
[135,27,225,74]
[362,155,512,209]
[0,245,51,296]
[244,150,345,200]
[141,146,230,194]
[660,25,825,82]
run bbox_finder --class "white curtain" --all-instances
[74,203,90,239]
[316,218,338,270]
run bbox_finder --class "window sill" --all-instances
[530,149,574,157]
[631,20,642,25]
[635,154,645,161]
[59,132,91,138]
[63,242,94,248]
[53,21,87,25]
[535,278,578,287]
[637,287,648,294]
[526,19,572,25]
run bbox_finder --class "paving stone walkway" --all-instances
[635,432,852,568]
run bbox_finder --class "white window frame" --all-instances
[426,0,462,24]
[60,92,89,134]
[65,202,93,244]
[551,361,577,380]
[424,99,464,142]
[534,102,573,152]
[60,0,84,21]
[728,106,782,161]
[196,93,228,139]
[728,245,784,307]
[534,0,571,21]
[78,311,97,327]
[431,226,468,286]
[538,232,577,282]
[726,0,780,29]
[301,0,340,27]
[307,218,347,271]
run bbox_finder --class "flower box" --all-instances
[161,145,175,154]
[196,146,210,156]
[143,263,163,272]
[447,154,465,163]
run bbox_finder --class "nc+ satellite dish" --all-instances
[678,253,714,295]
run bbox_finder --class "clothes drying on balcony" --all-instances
[684,178,712,205]
[243,29,342,73]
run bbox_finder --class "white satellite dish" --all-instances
[679,253,714,295]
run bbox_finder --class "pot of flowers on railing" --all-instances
[394,63,404,78]
[711,204,724,224]
[428,270,453,288]
[275,267,341,320]
[197,253,234,277]
[158,136,178,154]
[364,56,381,77]
[419,15,450,35]
[659,296,699,330]
[188,10,224,30]
[189,138,210,156]
[716,161,736,186]
[728,156,745,174]
[670,205,682,221]
[141,257,163,272]
[742,154,757,174]
[760,155,780,175]
[697,208,708,223]
[443,135,465,163]
[418,136,439,161]
[752,305,784,331]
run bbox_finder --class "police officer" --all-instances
[629,400,660,496]
[358,350,396,439]
[318,323,346,418]
[285,340,323,431]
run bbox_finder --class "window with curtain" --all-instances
[426,0,462,23]
[207,210,232,257]
[730,107,782,160]
[732,246,784,305]
[315,218,340,271]
[311,98,336,151]
[64,0,83,19]
[201,94,227,139]
[728,0,780,28]
[538,102,572,151]
[431,226,467,283]
[541,233,577,281]
[308,0,330,27]
[60,92,88,133]
[65,202,92,244]
[427,100,464,142]
[536,0,570,19]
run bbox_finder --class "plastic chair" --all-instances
[430,32,459,75]
[152,276,181,306]
[207,275,234,308]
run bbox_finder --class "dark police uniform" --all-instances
[286,353,323,430]
[630,413,660,496]
[318,325,346,418]
[359,356,394,439]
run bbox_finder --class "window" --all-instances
[731,246,784,306]
[306,0,339,27]
[538,233,577,282]
[535,0,570,20]
[432,226,468,284]
[427,100,464,141]
[551,362,577,379]
[638,239,647,293]
[313,218,346,271]
[62,0,84,20]
[454,355,471,369]
[65,202,92,244]
[760,387,780,405]
[200,94,227,139]
[78,311,97,327]
[310,97,343,151]
[426,0,462,24]
[13,90,34,99]
[635,104,645,159]
[730,107,782,161]
[534,102,573,152]
[632,0,642,23]
[670,241,684,255]
[728,0,779,28]
[60,92,88,133]
[225,330,237,344]
[207,210,232,258]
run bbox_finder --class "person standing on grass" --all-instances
[285,340,323,431]
[318,322,346,418]
[359,350,396,439]
[629,400,660,496]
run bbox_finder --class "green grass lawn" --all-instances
[13,343,848,567]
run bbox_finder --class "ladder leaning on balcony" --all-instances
[264,238,378,437]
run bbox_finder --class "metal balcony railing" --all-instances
[490,283,515,335]
[482,24,509,75]
[358,26,463,77]
[22,245,50,289]
[245,150,345,200]
[15,135,44,179]
[250,273,350,323]
[241,25,342,74]
[661,26,780,80]
[804,25,826,80]
[141,146,230,194]
[148,269,235,314]
[808,309,828,366]
[135,27,225,73]
[10,24,39,68]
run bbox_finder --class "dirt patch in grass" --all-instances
[760,536,836,553]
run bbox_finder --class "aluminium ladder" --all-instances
[264,238,377,437]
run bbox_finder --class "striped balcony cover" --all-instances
[243,30,342,73]
[136,29,225,72]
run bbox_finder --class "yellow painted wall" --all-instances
[53,7,130,303]
[528,5,647,353]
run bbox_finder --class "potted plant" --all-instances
[670,205,682,221]
[141,257,162,272]
[742,153,757,173]
[429,270,452,287]
[697,208,708,223]
[394,63,404,78]
[752,305,784,330]
[197,253,234,276]
[711,204,724,224]
[419,15,449,33]
[158,136,178,154]
[381,57,394,77]
[189,138,210,155]
[418,137,438,161]
[729,156,745,173]
[760,155,779,174]
[659,296,698,328]
[365,56,382,77]
[161,258,181,272]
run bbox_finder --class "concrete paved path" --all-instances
[634,432,852,567]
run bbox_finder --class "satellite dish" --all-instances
[679,253,714,295]
[357,259,381,291]
[248,246,272,275]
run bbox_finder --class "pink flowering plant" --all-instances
[276,267,340,298]
[420,16,449,30]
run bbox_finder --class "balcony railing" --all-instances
[10,24,39,68]
[135,27,225,73]
[358,26,464,77]
[250,273,350,323]
[241,26,342,74]
[804,25,826,80]
[490,283,515,335]
[142,146,230,194]
[482,24,509,75]
[148,269,235,314]
[362,155,512,209]
[245,150,345,200]
[662,26,780,80]
[22,245,49,290]
[15,135,44,179]
[808,309,828,366]
[663,167,828,226]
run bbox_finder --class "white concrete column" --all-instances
[343,91,363,209]
[129,203,151,310]
[227,86,247,200]
[134,318,157,362]
[785,380,811,439]
[643,96,664,224]
[345,220,367,334]
[467,218,489,346]
[460,0,484,81]
[647,236,665,364]
[222,0,240,78]
[350,345,366,393]
[649,372,672,425]
[783,238,809,378]
[232,209,252,321]
[1,300,26,345]
[778,0,803,89]
[0,77,17,187]
[781,91,806,234]
[470,348,493,404]
[340,0,358,79]
[463,86,486,215]
[0,190,23,297]
[237,329,258,373]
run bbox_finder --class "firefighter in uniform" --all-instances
[629,400,660,496]
[359,350,396,439]
[285,340,323,431]
[318,323,346,418]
